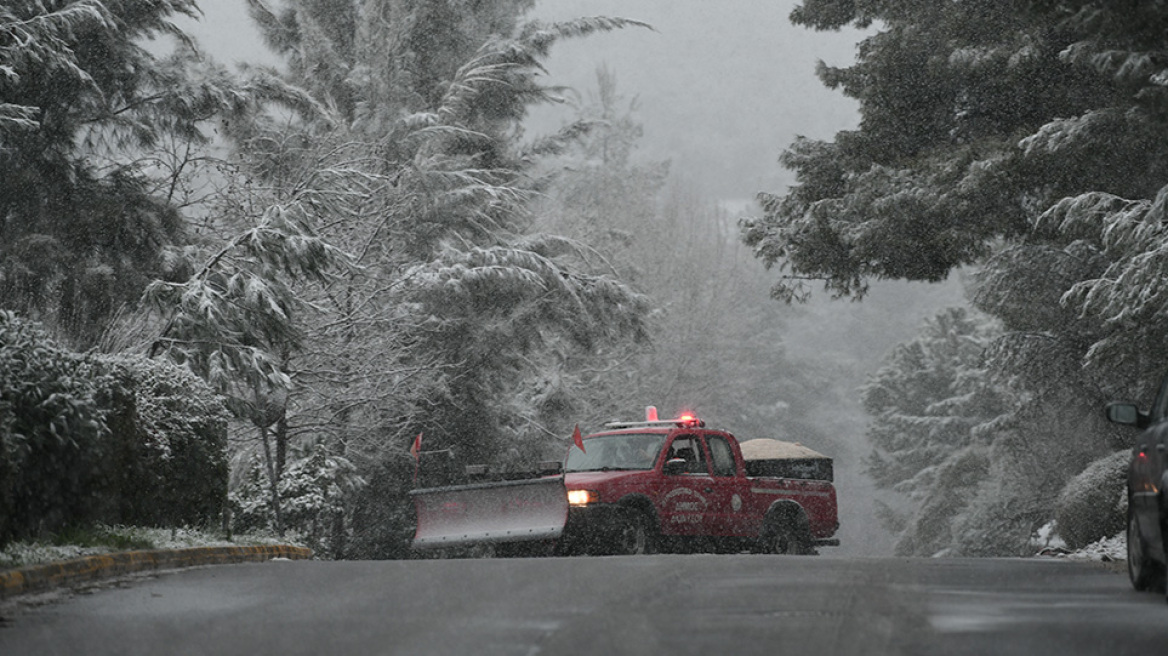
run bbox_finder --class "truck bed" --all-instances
[739,438,834,482]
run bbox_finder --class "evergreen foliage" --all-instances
[156,1,657,550]
[0,0,214,346]
[0,311,108,544]
[0,312,229,547]
[528,67,840,457]
[860,307,1007,555]
[231,444,363,554]
[862,307,1005,497]
[98,354,230,529]
[1053,449,1128,550]
[746,0,1168,554]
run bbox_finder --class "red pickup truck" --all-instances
[411,412,840,555]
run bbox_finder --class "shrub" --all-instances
[231,445,365,557]
[97,355,230,528]
[0,311,109,544]
[1054,450,1129,550]
[0,312,230,546]
[345,454,416,560]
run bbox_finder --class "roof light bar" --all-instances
[603,414,706,430]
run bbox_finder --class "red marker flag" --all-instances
[410,432,423,459]
[572,424,585,453]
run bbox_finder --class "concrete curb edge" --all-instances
[0,544,313,599]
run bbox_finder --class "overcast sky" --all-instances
[525,0,868,201]
[182,0,867,202]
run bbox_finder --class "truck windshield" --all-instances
[564,433,667,472]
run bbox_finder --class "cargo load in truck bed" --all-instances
[739,438,834,482]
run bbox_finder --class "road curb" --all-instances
[0,544,313,599]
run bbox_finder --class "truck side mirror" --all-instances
[663,458,688,475]
[1106,402,1142,426]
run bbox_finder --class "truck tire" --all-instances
[762,524,813,555]
[1128,505,1166,592]
[614,509,651,555]
[760,506,816,556]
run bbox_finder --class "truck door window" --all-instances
[707,435,736,477]
[667,436,707,474]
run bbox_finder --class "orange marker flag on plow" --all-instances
[572,424,585,453]
[410,432,423,484]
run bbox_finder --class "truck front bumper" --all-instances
[558,504,629,554]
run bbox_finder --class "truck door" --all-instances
[704,433,754,537]
[658,434,715,536]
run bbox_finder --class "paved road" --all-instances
[0,555,1163,655]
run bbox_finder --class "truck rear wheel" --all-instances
[762,523,815,555]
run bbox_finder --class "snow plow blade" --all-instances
[410,476,569,550]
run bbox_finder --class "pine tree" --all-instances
[0,0,225,346]
[860,307,1007,555]
[744,0,1168,554]
[176,2,654,547]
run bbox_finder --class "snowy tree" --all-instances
[740,0,1168,555]
[860,307,1007,555]
[0,0,240,346]
[144,195,352,535]
[527,68,841,457]
[863,308,1003,494]
[161,2,656,550]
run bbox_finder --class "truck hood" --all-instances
[564,470,647,487]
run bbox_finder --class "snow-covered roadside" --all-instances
[0,526,305,570]
[1031,520,1126,565]
[1059,533,1126,562]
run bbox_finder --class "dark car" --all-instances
[1107,380,1168,602]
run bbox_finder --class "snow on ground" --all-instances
[1031,520,1126,563]
[0,526,303,569]
[3,521,1127,569]
[1060,533,1126,562]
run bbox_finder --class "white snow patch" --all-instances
[0,526,304,569]
[1031,520,1124,562]
[1062,533,1125,562]
[1030,520,1068,552]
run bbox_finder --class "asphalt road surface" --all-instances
[1,554,1164,655]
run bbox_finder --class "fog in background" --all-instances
[182,0,967,555]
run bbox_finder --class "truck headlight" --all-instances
[567,489,598,506]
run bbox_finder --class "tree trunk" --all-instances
[259,423,285,537]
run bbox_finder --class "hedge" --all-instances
[0,312,228,546]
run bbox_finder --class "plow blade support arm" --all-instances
[411,477,569,550]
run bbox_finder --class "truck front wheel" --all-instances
[614,509,652,555]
